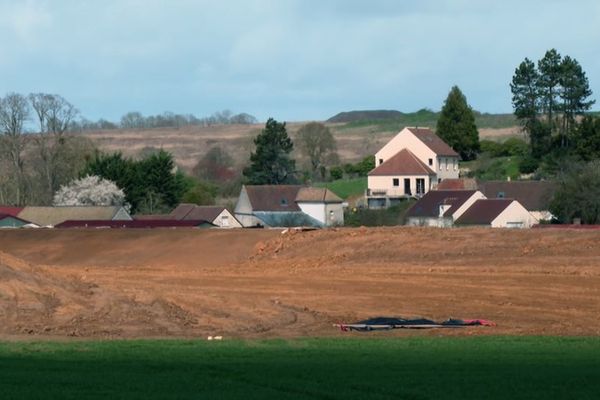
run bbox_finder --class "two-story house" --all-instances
[367,127,459,208]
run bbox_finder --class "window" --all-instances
[392,178,400,187]
[453,158,457,171]
[445,158,449,170]
[439,158,442,171]
[280,198,288,206]
[221,215,229,227]
[428,158,433,166]
[416,179,425,195]
[379,158,384,165]
[498,191,505,198]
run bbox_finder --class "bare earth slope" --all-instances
[0,227,598,338]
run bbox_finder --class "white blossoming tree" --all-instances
[53,175,128,208]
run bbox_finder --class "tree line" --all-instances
[510,49,600,223]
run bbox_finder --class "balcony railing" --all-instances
[366,188,426,198]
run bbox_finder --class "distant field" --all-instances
[81,117,521,173]
[1,337,598,399]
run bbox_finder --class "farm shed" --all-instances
[235,185,324,228]
[295,187,344,227]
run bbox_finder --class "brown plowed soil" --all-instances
[0,227,599,339]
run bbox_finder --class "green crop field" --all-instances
[1,337,599,399]
[314,177,367,199]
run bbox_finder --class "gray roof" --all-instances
[406,190,479,218]
[477,181,556,211]
[18,206,129,227]
[244,185,303,212]
[454,199,514,225]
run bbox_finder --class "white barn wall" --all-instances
[491,201,536,228]
[212,209,242,228]
[297,202,325,225]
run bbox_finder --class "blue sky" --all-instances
[1,0,599,122]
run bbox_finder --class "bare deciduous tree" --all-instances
[29,93,79,202]
[0,93,30,205]
[296,122,339,180]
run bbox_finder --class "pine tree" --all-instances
[510,58,539,129]
[511,49,595,155]
[560,56,595,141]
[243,118,296,184]
[537,49,563,127]
[436,86,480,161]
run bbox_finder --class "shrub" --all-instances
[502,137,528,157]
[53,175,127,208]
[518,155,539,174]
[329,166,343,180]
[480,140,504,157]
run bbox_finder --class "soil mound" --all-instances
[0,251,199,337]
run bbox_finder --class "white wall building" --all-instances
[367,127,460,208]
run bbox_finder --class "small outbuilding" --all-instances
[405,190,485,227]
[234,185,343,228]
[454,199,536,228]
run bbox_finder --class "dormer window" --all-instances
[497,192,505,198]
[280,198,288,206]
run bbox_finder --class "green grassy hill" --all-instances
[332,109,518,133]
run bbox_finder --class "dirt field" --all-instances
[1,227,598,339]
[83,124,520,171]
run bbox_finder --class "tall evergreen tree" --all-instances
[510,58,540,130]
[559,56,595,140]
[436,86,480,161]
[511,49,595,157]
[537,49,563,127]
[243,118,296,184]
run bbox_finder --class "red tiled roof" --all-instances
[406,190,479,218]
[437,178,478,190]
[369,149,435,176]
[55,219,214,229]
[295,187,343,203]
[245,185,303,212]
[0,206,23,217]
[407,127,459,157]
[454,199,513,225]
